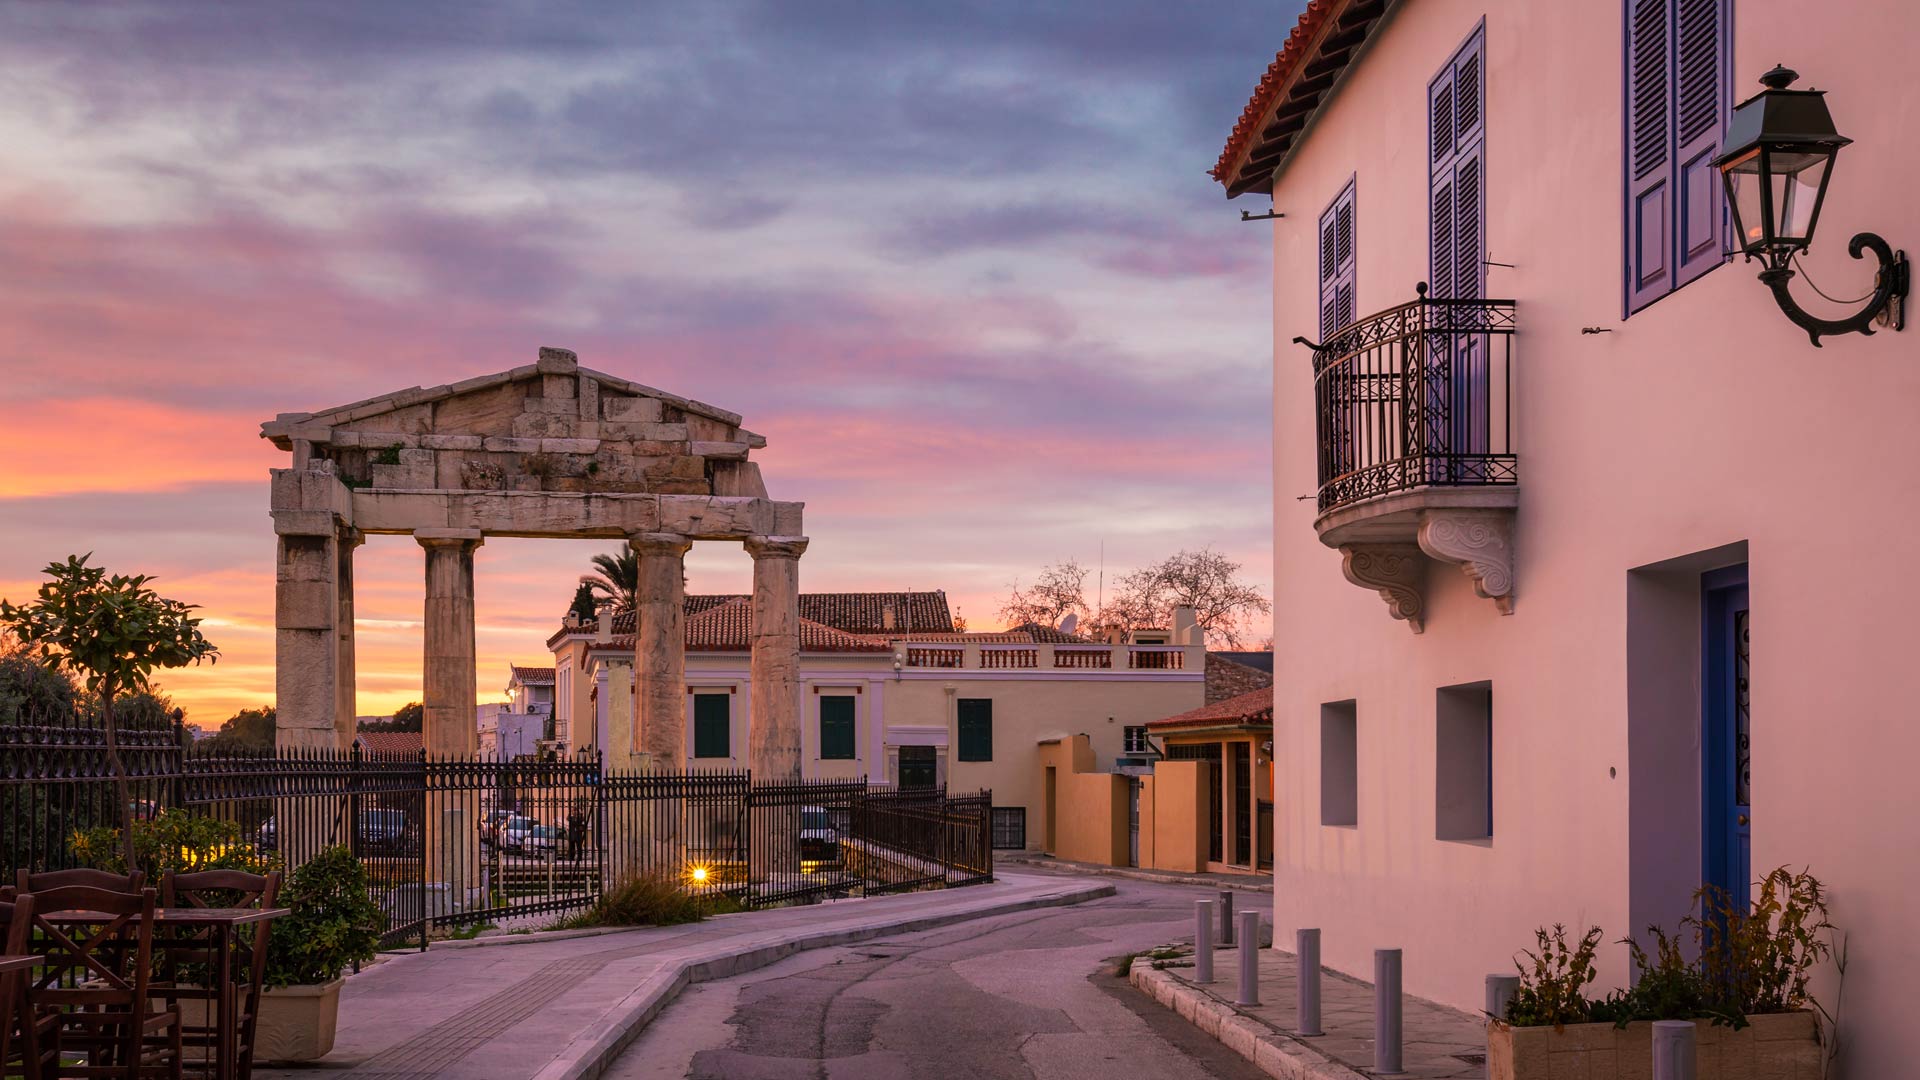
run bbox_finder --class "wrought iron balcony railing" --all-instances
[1295,286,1516,516]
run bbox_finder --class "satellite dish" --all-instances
[1057,613,1079,635]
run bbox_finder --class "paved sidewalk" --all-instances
[255,872,1111,1080]
[998,851,1275,892]
[1130,938,1485,1080]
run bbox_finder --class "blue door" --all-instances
[1702,565,1750,909]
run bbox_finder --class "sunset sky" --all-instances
[0,2,1285,727]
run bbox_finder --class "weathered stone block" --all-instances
[331,430,362,448]
[512,413,575,439]
[632,422,688,441]
[542,374,575,400]
[398,448,434,466]
[344,491,455,532]
[536,347,577,373]
[457,456,507,490]
[602,397,664,423]
[355,432,419,449]
[271,510,338,537]
[711,460,769,498]
[482,436,541,453]
[371,462,436,489]
[422,434,484,451]
[771,501,805,535]
[540,438,602,455]
[524,397,578,416]
[684,415,736,442]
[545,476,588,493]
[599,436,686,455]
[433,381,528,435]
[690,440,750,459]
[643,456,706,481]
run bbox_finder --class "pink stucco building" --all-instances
[1216,1,1915,1074]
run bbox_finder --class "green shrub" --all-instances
[1506,924,1605,1027]
[555,872,709,929]
[265,846,382,987]
[70,808,268,877]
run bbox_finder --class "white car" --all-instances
[501,819,561,854]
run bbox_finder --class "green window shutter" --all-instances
[819,696,857,760]
[693,693,730,758]
[957,699,993,762]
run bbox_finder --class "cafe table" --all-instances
[50,907,290,1080]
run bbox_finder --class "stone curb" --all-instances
[531,880,1117,1080]
[999,854,1275,893]
[1128,964,1367,1080]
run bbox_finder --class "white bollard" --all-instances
[1194,900,1215,984]
[1653,1020,1697,1080]
[1375,949,1403,1075]
[1235,910,1261,1005]
[1297,928,1323,1035]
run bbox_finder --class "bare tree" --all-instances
[996,560,1090,631]
[1109,549,1271,649]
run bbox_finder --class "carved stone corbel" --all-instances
[1417,510,1514,614]
[1340,544,1426,633]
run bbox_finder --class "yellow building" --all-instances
[543,591,1206,851]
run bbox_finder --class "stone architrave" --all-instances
[1417,510,1515,614]
[418,530,483,757]
[745,536,808,782]
[1340,544,1427,633]
[630,532,692,764]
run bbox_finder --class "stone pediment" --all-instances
[260,347,769,500]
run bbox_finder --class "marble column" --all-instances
[418,530,483,757]
[746,536,808,781]
[334,528,364,750]
[630,532,692,766]
[273,517,341,752]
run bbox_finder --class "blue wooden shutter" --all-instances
[1430,28,1485,301]
[1318,181,1357,339]
[1672,0,1728,287]
[1626,0,1673,310]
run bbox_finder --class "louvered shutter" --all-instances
[1429,63,1458,299]
[1626,0,1674,310]
[1671,0,1728,287]
[1317,181,1357,340]
[1430,29,1484,301]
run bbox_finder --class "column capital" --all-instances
[628,531,693,557]
[416,528,484,551]
[339,526,367,549]
[744,535,808,560]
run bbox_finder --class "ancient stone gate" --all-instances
[261,347,808,781]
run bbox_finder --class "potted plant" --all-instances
[1488,867,1834,1080]
[255,844,382,1063]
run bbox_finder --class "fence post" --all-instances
[1235,910,1260,1006]
[1297,929,1323,1035]
[1194,900,1215,983]
[1652,1020,1696,1080]
[1375,948,1403,1075]
[1218,889,1235,945]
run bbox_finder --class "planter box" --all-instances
[1489,1011,1819,1080]
[256,979,344,1063]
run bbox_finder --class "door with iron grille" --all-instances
[1703,565,1751,908]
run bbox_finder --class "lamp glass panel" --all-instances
[1722,147,1768,252]
[1764,147,1832,243]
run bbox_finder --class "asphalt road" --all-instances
[605,875,1269,1080]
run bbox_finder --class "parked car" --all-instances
[356,808,416,856]
[480,809,520,845]
[799,805,839,862]
[257,816,277,853]
[499,818,555,854]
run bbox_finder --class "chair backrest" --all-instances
[29,885,158,1004]
[16,868,145,894]
[162,869,281,910]
[0,893,36,958]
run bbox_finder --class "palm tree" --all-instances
[581,550,639,614]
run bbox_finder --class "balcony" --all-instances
[1297,288,1517,631]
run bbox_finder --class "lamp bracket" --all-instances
[1755,232,1908,347]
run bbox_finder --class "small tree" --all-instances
[0,555,218,867]
[996,560,1090,631]
[1109,549,1272,649]
[566,582,599,624]
[581,550,639,614]
[202,706,277,753]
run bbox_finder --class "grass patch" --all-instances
[551,873,745,930]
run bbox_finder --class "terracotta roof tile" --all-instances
[1147,686,1273,731]
[1205,652,1275,704]
[508,665,555,684]
[353,730,423,756]
[592,598,893,654]
[583,592,953,641]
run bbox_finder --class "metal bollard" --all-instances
[1235,910,1261,1005]
[1652,1020,1697,1080]
[1375,949,1403,1075]
[1219,890,1235,945]
[1296,928,1323,1035]
[1485,975,1519,1079]
[1194,900,1215,983]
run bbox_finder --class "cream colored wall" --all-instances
[1142,760,1207,873]
[1036,737,1130,866]
[1263,3,1920,1071]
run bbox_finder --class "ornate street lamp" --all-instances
[1714,66,1908,346]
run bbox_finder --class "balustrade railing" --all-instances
[979,646,1038,669]
[1052,647,1113,670]
[1299,286,1516,515]
[1127,646,1185,670]
[905,647,965,669]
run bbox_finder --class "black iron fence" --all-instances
[1300,286,1516,514]
[0,726,993,949]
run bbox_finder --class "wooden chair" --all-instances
[29,885,181,1079]
[14,871,146,895]
[0,895,61,1080]
[158,871,281,1076]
